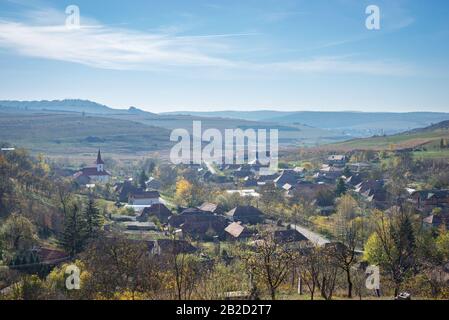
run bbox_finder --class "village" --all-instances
[0,144,438,300]
[70,150,448,248]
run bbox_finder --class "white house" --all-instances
[128,190,160,206]
[73,150,111,184]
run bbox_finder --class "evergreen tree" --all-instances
[60,203,86,257]
[83,197,102,239]
[138,169,149,189]
[440,138,445,150]
[336,178,347,197]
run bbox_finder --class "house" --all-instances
[110,214,136,222]
[124,221,157,231]
[242,176,258,188]
[198,202,224,215]
[233,167,253,178]
[168,208,217,227]
[226,206,264,224]
[348,162,371,173]
[168,208,228,240]
[327,155,347,166]
[145,177,162,190]
[293,167,305,174]
[409,190,449,209]
[274,229,308,243]
[181,217,228,241]
[354,180,387,204]
[115,179,144,202]
[257,173,280,184]
[274,169,301,188]
[224,222,252,240]
[73,150,111,184]
[137,203,172,223]
[423,212,449,229]
[128,190,160,206]
[315,165,344,182]
[226,189,261,198]
[345,173,364,187]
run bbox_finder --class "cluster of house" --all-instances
[107,193,318,247]
[408,189,449,229]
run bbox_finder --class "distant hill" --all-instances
[407,120,449,133]
[166,110,449,136]
[0,99,157,117]
[0,100,350,152]
[163,110,293,122]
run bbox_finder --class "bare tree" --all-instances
[328,222,361,298]
[297,245,321,300]
[239,232,296,300]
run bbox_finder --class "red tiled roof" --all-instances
[130,191,160,199]
[74,167,110,177]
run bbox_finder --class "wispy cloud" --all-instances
[0,20,237,70]
[0,7,415,76]
[259,56,413,76]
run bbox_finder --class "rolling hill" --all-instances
[165,110,449,136]
[0,112,173,155]
[0,100,349,153]
[324,120,449,156]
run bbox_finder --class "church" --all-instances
[73,150,111,184]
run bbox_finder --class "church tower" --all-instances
[96,149,105,172]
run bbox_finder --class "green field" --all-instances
[325,128,449,152]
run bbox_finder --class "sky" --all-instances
[0,0,448,113]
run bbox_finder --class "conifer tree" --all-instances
[60,203,86,257]
[83,197,102,239]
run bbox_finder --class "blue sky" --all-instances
[0,0,448,112]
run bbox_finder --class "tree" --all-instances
[83,197,102,239]
[440,138,445,150]
[169,247,203,300]
[174,178,203,207]
[297,246,321,300]
[0,213,38,264]
[316,247,339,300]
[327,221,361,298]
[60,203,86,257]
[435,227,449,261]
[138,169,148,189]
[81,234,161,299]
[364,210,417,296]
[335,178,347,197]
[315,189,335,207]
[335,194,359,239]
[239,232,296,300]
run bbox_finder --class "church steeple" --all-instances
[96,149,105,172]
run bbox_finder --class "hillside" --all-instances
[166,110,449,136]
[0,100,350,152]
[324,120,449,157]
[0,112,172,155]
